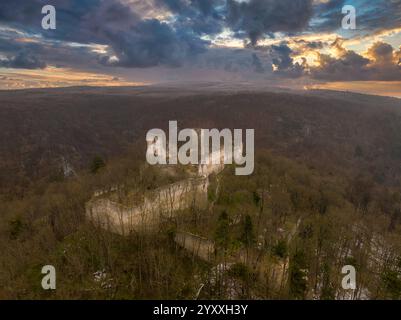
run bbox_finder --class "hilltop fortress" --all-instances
[146,122,254,176]
[86,129,243,235]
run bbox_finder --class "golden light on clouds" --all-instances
[0,67,148,90]
[307,81,401,98]
[345,27,401,48]
[0,3,399,98]
[14,37,40,43]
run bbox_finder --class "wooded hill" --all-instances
[0,86,401,299]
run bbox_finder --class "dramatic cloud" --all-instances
[0,0,400,87]
[267,44,306,77]
[311,39,401,81]
[0,51,46,69]
[311,0,346,32]
[100,19,208,67]
[312,0,401,34]
[356,0,401,34]
[0,0,210,68]
[227,0,314,45]
[293,39,326,50]
[156,0,225,36]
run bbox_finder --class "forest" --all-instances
[0,145,401,299]
[0,87,401,299]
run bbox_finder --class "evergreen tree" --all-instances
[90,155,106,174]
[240,214,255,248]
[289,250,308,299]
[214,211,230,252]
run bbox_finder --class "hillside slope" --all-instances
[1,85,400,195]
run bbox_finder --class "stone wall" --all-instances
[86,177,209,235]
[175,231,215,262]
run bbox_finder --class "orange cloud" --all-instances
[0,67,148,90]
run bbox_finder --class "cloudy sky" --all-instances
[0,0,400,96]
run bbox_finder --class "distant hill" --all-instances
[1,85,401,194]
